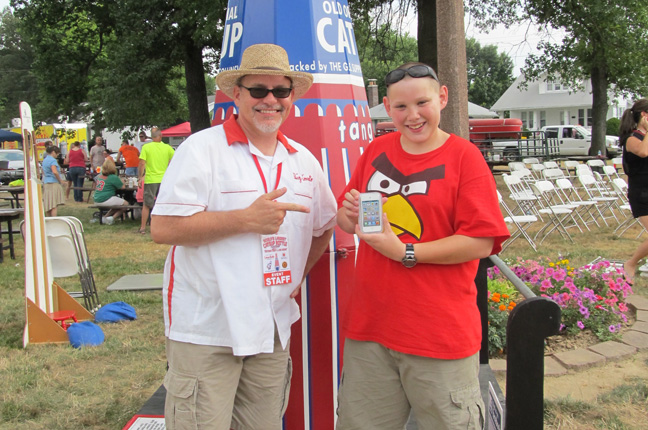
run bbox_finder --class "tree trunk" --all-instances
[435,0,469,139]
[590,64,609,157]
[417,0,437,71]
[184,40,211,134]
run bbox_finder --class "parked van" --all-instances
[540,125,620,158]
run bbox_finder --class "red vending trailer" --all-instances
[211,1,372,428]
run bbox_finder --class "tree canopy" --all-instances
[7,0,226,133]
[466,37,514,109]
[0,6,38,127]
[467,0,648,154]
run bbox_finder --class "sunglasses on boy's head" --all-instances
[385,65,439,87]
[239,85,294,99]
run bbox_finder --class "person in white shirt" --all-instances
[151,44,337,430]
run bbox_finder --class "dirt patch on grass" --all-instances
[543,351,648,401]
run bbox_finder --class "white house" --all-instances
[490,73,632,129]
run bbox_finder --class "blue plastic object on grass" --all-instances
[67,321,105,348]
[94,301,137,323]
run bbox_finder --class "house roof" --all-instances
[490,74,594,111]
[369,101,497,121]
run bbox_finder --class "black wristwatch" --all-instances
[401,243,417,268]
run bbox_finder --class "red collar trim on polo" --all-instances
[223,115,297,154]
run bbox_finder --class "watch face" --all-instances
[402,258,416,268]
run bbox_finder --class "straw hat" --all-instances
[216,44,313,100]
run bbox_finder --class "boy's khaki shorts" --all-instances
[164,335,292,430]
[336,339,484,430]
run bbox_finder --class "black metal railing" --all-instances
[477,255,562,429]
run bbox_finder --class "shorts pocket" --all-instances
[450,384,485,430]
[164,370,198,430]
[279,357,293,418]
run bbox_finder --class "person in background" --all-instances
[150,43,337,430]
[135,131,151,152]
[42,146,65,217]
[116,139,140,176]
[336,62,509,429]
[137,127,174,234]
[89,136,106,176]
[94,158,129,225]
[620,98,648,284]
[64,141,88,202]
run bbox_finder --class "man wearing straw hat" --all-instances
[151,44,337,429]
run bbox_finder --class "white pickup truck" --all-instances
[540,125,620,157]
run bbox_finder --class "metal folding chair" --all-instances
[609,178,648,238]
[554,177,600,231]
[508,161,526,172]
[530,163,546,180]
[529,180,576,244]
[502,173,543,218]
[577,173,619,226]
[498,191,538,252]
[44,217,100,312]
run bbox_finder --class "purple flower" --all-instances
[577,321,585,330]
[560,323,566,331]
[609,325,616,333]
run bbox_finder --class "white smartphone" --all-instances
[359,192,383,234]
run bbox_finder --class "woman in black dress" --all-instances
[620,98,648,283]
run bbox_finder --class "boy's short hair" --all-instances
[385,62,440,90]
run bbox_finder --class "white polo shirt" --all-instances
[153,116,337,356]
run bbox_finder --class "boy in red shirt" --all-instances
[336,63,509,429]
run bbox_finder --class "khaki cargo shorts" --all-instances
[336,339,484,430]
[164,334,292,430]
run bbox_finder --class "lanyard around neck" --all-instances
[252,154,283,193]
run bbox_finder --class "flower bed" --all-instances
[487,257,634,358]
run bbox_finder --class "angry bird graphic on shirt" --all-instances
[367,152,445,240]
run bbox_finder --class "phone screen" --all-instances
[361,199,381,229]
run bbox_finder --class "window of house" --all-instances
[540,111,546,128]
[546,80,566,92]
[587,109,592,126]
[521,111,528,129]
[529,112,535,129]
[578,109,585,126]
[559,110,565,125]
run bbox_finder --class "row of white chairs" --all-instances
[499,162,644,251]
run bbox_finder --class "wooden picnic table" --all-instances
[0,207,23,261]
[0,185,24,208]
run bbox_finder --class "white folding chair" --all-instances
[586,159,606,170]
[611,157,623,171]
[543,161,560,169]
[609,178,648,238]
[602,165,621,182]
[508,161,526,172]
[498,191,538,252]
[530,180,576,244]
[530,163,546,180]
[577,173,620,226]
[523,157,540,166]
[564,160,581,177]
[45,216,100,312]
[542,168,565,181]
[554,177,600,230]
[502,173,542,218]
[576,163,593,177]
